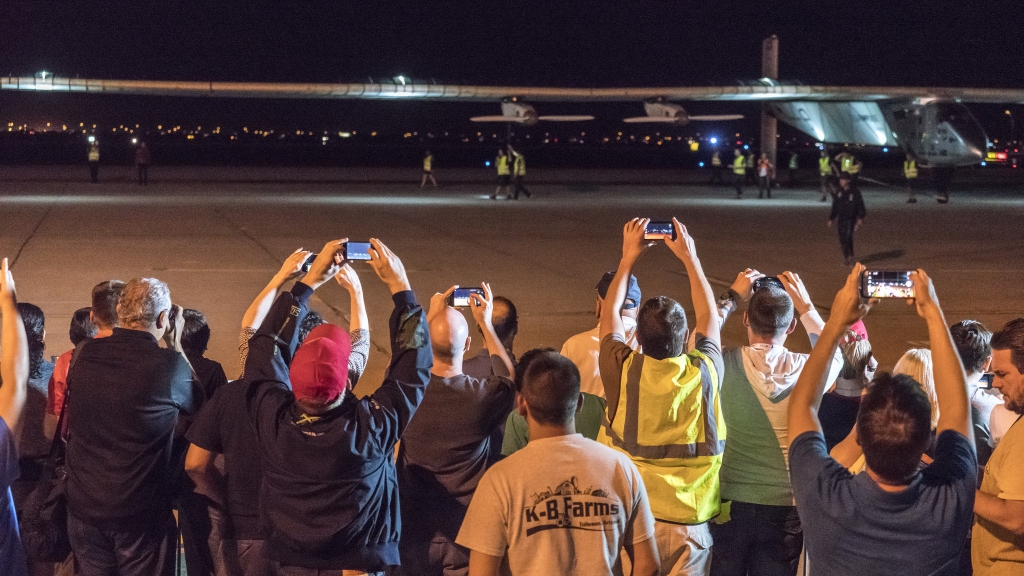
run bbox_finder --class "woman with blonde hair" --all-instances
[832,348,939,471]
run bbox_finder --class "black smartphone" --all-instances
[343,242,373,261]
[644,220,677,241]
[861,270,915,299]
[753,276,784,292]
[979,373,994,389]
[301,253,318,273]
[447,287,484,308]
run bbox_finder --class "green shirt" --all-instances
[501,393,607,456]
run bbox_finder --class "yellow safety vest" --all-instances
[423,155,432,171]
[839,154,854,172]
[496,155,510,176]
[818,156,831,176]
[732,156,746,175]
[513,154,525,176]
[88,147,100,162]
[904,159,918,179]
[597,350,725,524]
[711,153,722,167]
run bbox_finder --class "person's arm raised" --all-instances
[469,283,514,379]
[335,263,369,333]
[600,218,653,342]
[241,248,311,331]
[0,258,29,431]
[789,265,874,440]
[665,218,719,345]
[911,270,971,440]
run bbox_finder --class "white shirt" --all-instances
[456,434,655,576]
[560,318,638,399]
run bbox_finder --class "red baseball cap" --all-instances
[289,324,351,403]
[850,320,869,342]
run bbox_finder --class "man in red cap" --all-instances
[240,238,431,576]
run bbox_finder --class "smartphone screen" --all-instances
[753,276,784,292]
[979,373,994,389]
[449,287,484,307]
[644,221,676,241]
[344,242,372,261]
[861,270,915,299]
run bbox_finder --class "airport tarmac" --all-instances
[1,165,1022,390]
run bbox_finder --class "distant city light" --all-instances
[709,137,718,144]
[131,138,138,145]
[87,135,95,143]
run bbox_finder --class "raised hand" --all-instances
[367,239,411,294]
[621,218,654,263]
[277,248,313,282]
[665,218,699,264]
[468,283,494,329]
[729,268,765,301]
[304,239,347,290]
[828,263,874,328]
[780,271,814,316]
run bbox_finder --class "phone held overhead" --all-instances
[860,270,916,299]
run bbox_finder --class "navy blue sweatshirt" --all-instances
[245,282,431,571]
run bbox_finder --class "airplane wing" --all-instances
[5,76,1024,104]
[470,115,530,123]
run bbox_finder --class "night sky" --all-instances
[3,0,1024,133]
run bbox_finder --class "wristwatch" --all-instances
[717,289,740,315]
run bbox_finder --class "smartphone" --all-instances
[301,253,318,273]
[343,242,372,261]
[979,373,994,389]
[861,270,915,299]
[447,287,484,308]
[753,276,784,292]
[644,220,677,241]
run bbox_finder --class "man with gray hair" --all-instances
[66,277,197,576]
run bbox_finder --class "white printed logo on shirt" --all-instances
[523,477,620,536]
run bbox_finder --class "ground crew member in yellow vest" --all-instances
[509,145,531,200]
[819,149,833,201]
[88,140,101,184]
[420,150,438,189]
[598,217,725,576]
[788,151,799,187]
[491,148,511,200]
[835,149,862,181]
[904,154,919,203]
[732,149,746,198]
[709,151,724,184]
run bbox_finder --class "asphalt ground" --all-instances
[1,165,1022,389]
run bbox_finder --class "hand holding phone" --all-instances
[301,253,318,273]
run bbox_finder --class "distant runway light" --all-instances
[743,144,749,150]
[485,161,491,167]
[709,137,718,144]
[698,162,705,167]
[882,147,888,153]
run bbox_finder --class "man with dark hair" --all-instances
[66,277,198,576]
[48,281,122,421]
[561,271,641,400]
[710,272,842,576]
[501,347,608,455]
[463,295,518,379]
[972,318,1024,574]
[239,239,430,575]
[457,351,660,576]
[181,309,228,402]
[787,265,976,575]
[397,283,515,576]
[949,320,1005,467]
[597,218,724,575]
[828,172,866,266]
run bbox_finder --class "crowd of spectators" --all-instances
[0,220,1022,576]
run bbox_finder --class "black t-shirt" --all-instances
[187,353,229,402]
[186,379,265,539]
[789,430,976,576]
[66,329,196,524]
[397,372,515,540]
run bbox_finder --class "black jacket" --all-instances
[245,282,431,571]
[66,329,197,525]
[830,185,867,222]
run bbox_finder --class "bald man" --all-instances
[396,285,515,576]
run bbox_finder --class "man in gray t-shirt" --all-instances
[397,284,515,576]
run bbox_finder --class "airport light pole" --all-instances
[761,36,779,170]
